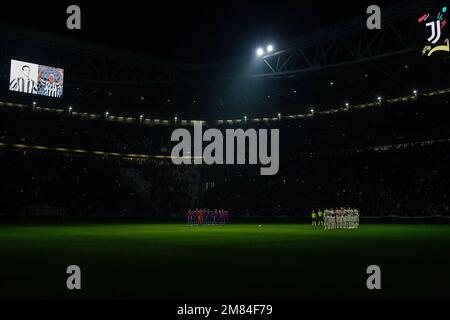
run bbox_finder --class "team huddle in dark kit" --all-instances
[186,209,230,225]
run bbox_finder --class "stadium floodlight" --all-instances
[256,48,264,57]
[267,44,274,53]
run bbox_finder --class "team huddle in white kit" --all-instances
[312,208,360,230]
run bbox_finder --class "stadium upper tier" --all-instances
[1,87,449,126]
[1,89,449,156]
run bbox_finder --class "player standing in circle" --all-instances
[197,208,203,226]
[355,208,360,228]
[323,209,329,230]
[350,208,356,228]
[192,209,196,225]
[343,208,348,229]
[204,209,209,225]
[311,210,317,226]
[334,208,339,229]
[317,209,324,226]
[187,209,192,225]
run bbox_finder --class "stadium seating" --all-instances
[0,93,449,219]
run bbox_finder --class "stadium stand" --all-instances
[0,91,449,220]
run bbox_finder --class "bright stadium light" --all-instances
[256,48,264,56]
[267,44,274,53]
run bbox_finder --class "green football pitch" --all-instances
[0,223,449,300]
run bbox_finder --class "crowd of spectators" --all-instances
[1,95,449,156]
[203,142,450,217]
[0,93,449,219]
[0,150,199,218]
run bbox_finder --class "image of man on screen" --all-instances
[38,72,63,98]
[9,64,38,94]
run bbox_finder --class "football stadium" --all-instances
[0,0,450,306]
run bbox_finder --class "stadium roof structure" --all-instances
[0,0,448,119]
[249,1,439,78]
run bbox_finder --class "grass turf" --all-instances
[0,223,449,299]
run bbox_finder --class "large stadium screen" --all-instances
[9,59,64,98]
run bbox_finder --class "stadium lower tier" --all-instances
[0,140,448,219]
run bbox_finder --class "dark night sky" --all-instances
[0,0,397,62]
